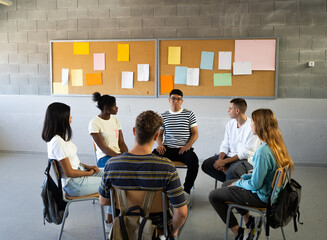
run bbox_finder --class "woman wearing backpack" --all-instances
[209,108,294,240]
[42,102,103,197]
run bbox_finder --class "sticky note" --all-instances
[73,42,89,55]
[94,53,105,71]
[219,51,232,70]
[71,69,83,86]
[121,71,133,89]
[175,66,187,84]
[117,44,129,61]
[200,51,214,70]
[53,82,68,94]
[161,75,174,94]
[233,62,252,75]
[137,64,149,81]
[187,68,200,86]
[61,68,69,86]
[213,73,232,86]
[86,73,102,86]
[168,47,181,65]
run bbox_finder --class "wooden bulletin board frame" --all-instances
[50,39,157,97]
[158,37,279,98]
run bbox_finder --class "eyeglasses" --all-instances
[170,97,183,102]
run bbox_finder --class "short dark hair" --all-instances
[169,89,183,97]
[230,98,247,114]
[42,102,72,142]
[92,92,116,111]
[135,111,163,145]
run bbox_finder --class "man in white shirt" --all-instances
[202,98,260,183]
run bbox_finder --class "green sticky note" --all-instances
[213,73,232,86]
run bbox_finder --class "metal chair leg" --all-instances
[100,205,106,240]
[58,202,71,240]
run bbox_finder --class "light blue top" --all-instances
[234,142,279,203]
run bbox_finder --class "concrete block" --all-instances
[235,15,260,27]
[88,8,110,19]
[17,0,37,10]
[261,13,286,26]
[18,43,37,54]
[223,2,248,15]
[9,32,27,43]
[299,74,324,88]
[284,87,310,98]
[177,28,223,38]
[164,17,187,28]
[39,64,50,75]
[164,0,187,4]
[177,5,199,16]
[278,37,286,51]
[110,30,132,39]
[78,0,99,8]
[19,64,38,74]
[119,18,142,29]
[279,50,299,63]
[37,0,57,10]
[312,13,327,25]
[154,5,176,17]
[300,0,326,12]
[143,17,164,28]
[0,74,9,85]
[0,43,18,53]
[119,0,142,6]
[249,2,274,14]
[37,21,57,31]
[131,29,154,39]
[154,28,176,38]
[68,8,88,19]
[300,50,325,62]
[28,32,48,43]
[99,0,119,7]
[39,85,51,95]
[0,85,20,95]
[68,31,88,40]
[57,0,77,8]
[285,62,311,75]
[0,64,18,74]
[188,16,211,28]
[27,10,46,20]
[300,37,312,50]
[212,16,235,27]
[278,62,286,74]
[248,27,274,37]
[0,12,7,21]
[274,26,299,37]
[286,13,313,26]
[223,27,249,38]
[278,75,299,87]
[286,37,300,50]
[18,21,37,31]
[311,87,327,98]
[99,19,119,29]
[143,0,163,4]
[47,9,68,20]
[10,74,29,85]
[78,19,99,30]
[9,53,27,64]
[300,26,325,37]
[57,20,77,31]
[312,62,327,74]
[312,38,327,49]
[110,7,132,18]
[188,0,219,3]
[132,6,154,17]
[8,10,27,21]
[48,31,68,40]
[200,3,222,16]
[88,30,110,39]
[20,85,38,95]
[29,74,49,86]
[28,53,48,64]
[0,54,8,64]
[277,87,285,98]
[0,33,8,44]
[38,43,50,54]
[0,21,17,32]
[275,1,299,13]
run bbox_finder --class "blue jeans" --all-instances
[97,155,111,168]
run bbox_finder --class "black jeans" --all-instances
[153,146,199,193]
[209,180,267,228]
[201,155,253,182]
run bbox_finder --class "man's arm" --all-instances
[179,126,198,154]
[99,195,110,206]
[170,205,188,237]
[155,129,166,155]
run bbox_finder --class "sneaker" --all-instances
[252,217,262,240]
[104,221,113,234]
[235,227,252,240]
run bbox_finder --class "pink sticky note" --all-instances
[94,53,105,71]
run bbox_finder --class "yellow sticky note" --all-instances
[71,69,83,86]
[117,44,129,61]
[53,82,68,94]
[168,46,181,65]
[160,75,174,94]
[74,42,89,55]
[86,73,102,86]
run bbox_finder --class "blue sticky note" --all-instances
[175,66,187,84]
[200,51,214,70]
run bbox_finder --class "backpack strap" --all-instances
[137,216,148,240]
[119,216,129,240]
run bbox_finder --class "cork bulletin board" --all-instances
[158,38,278,98]
[50,39,157,97]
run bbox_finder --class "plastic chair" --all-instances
[50,159,106,240]
[224,165,289,240]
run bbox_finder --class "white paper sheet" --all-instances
[137,64,149,81]
[61,68,69,85]
[186,68,200,86]
[233,62,252,75]
[219,51,232,70]
[121,71,133,89]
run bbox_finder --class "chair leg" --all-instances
[281,227,286,240]
[58,202,70,240]
[224,205,233,240]
[215,179,217,189]
[100,205,106,240]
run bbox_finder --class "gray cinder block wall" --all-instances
[0,0,327,98]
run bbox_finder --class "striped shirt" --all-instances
[161,108,197,148]
[99,152,187,208]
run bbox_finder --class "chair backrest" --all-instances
[270,165,289,205]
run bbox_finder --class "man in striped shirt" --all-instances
[99,110,188,237]
[153,89,199,194]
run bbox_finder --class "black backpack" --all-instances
[41,159,67,225]
[266,172,303,234]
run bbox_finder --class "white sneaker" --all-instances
[104,221,113,234]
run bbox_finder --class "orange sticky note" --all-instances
[160,75,174,94]
[86,73,102,86]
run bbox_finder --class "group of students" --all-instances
[41,89,294,240]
